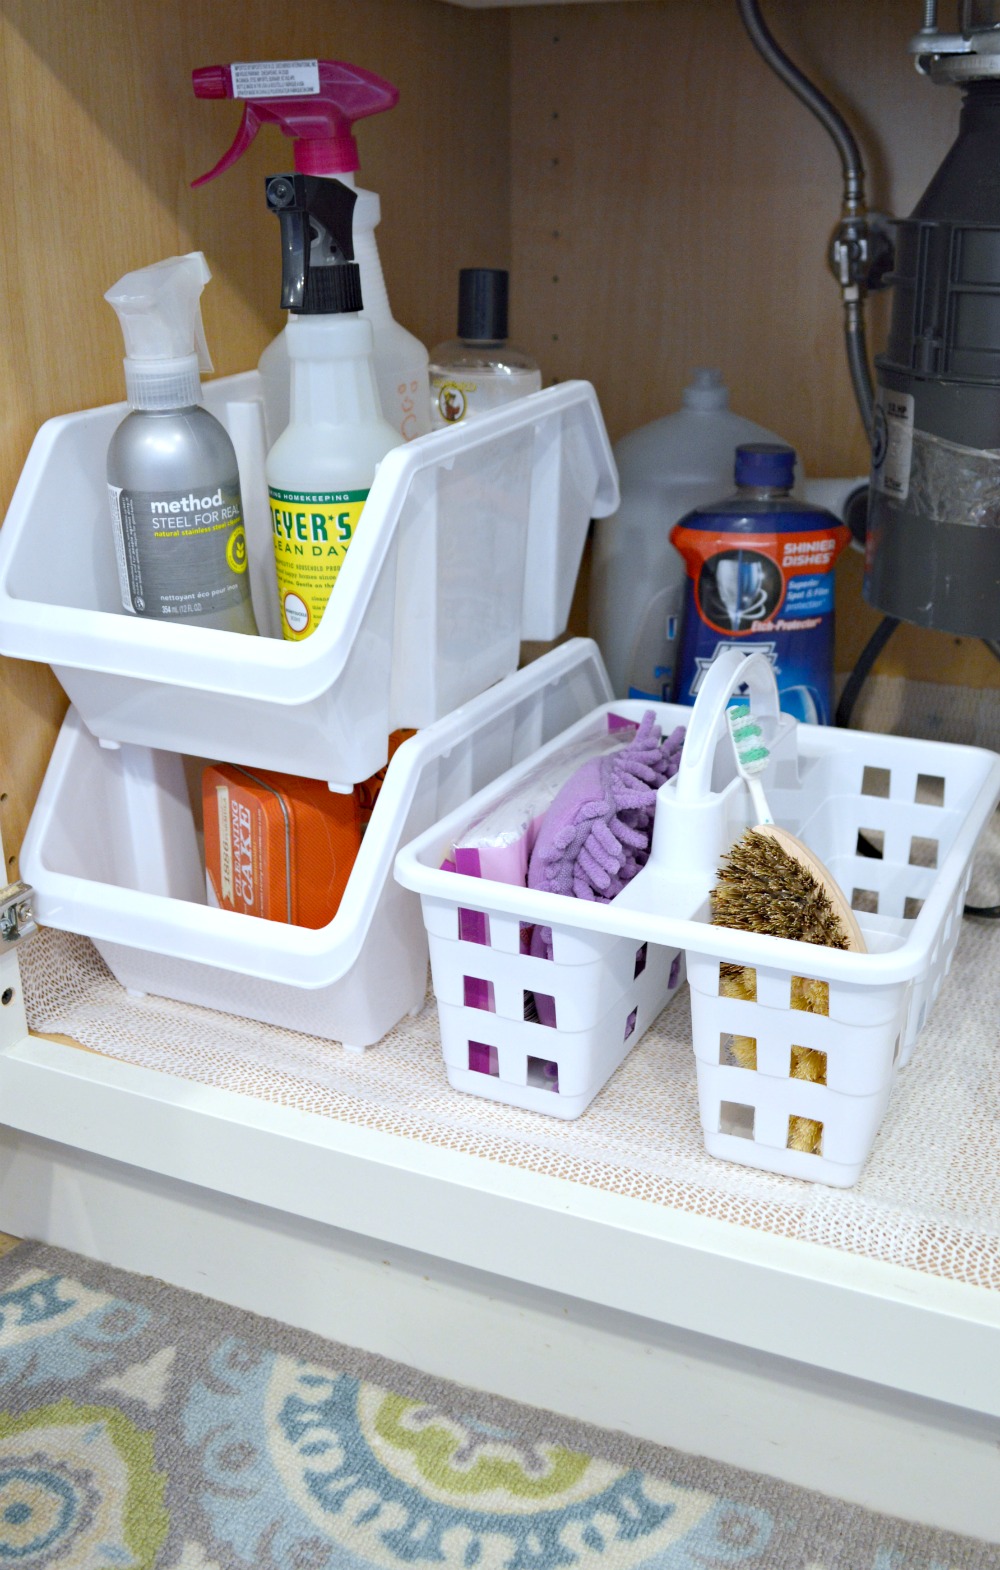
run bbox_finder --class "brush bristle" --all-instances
[711,828,852,949]
[728,702,769,776]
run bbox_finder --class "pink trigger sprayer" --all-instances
[192,59,430,441]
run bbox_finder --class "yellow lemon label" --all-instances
[225,524,249,575]
[269,487,369,641]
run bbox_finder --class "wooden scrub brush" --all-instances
[712,701,865,1153]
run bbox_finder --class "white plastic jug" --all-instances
[589,369,794,699]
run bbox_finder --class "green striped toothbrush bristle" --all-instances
[728,702,770,775]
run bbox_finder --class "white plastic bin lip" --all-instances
[0,380,618,701]
[22,639,612,991]
[395,703,1000,991]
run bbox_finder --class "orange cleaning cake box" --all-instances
[203,763,361,928]
[355,728,416,830]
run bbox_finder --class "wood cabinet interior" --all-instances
[0,0,991,874]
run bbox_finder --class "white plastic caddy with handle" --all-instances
[397,647,1000,1183]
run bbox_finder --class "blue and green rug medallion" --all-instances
[0,1244,990,1569]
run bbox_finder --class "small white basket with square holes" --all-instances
[396,648,1000,1180]
[394,697,694,1119]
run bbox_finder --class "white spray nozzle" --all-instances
[105,251,215,410]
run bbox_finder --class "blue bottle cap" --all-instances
[734,443,796,488]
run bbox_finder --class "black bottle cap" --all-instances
[265,173,362,315]
[303,261,363,315]
[458,268,508,342]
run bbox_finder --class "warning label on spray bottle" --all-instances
[229,60,320,98]
[269,486,369,640]
[107,479,250,620]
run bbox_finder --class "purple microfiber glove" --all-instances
[526,712,685,967]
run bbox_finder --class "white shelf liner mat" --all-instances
[19,815,1000,1295]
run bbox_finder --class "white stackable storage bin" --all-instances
[0,374,617,788]
[396,650,1000,1182]
[19,641,611,1050]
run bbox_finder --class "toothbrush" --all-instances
[727,702,774,823]
[723,702,866,953]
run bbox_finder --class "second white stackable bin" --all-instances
[20,641,612,1049]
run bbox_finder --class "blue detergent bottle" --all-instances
[670,443,850,724]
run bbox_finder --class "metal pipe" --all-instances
[844,297,875,436]
[735,0,867,210]
[736,0,876,436]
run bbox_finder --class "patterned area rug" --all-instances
[0,1241,994,1570]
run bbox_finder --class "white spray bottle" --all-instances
[263,174,403,642]
[192,58,430,444]
[105,252,258,636]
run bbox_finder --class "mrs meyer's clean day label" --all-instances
[269,485,368,640]
[107,478,250,621]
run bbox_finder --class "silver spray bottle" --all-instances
[105,252,258,635]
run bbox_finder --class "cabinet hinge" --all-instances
[1,881,37,947]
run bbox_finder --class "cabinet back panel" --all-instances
[509,1,995,692]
